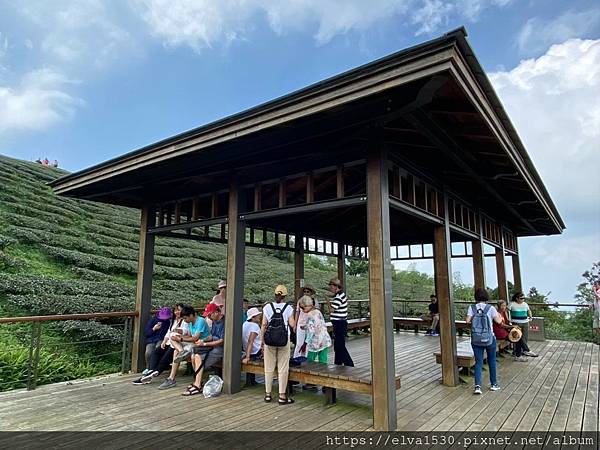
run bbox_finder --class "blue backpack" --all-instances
[471,304,493,346]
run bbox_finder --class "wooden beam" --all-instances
[294,233,305,301]
[131,206,155,373]
[211,192,219,218]
[223,181,245,395]
[279,179,286,208]
[433,193,459,387]
[512,238,522,293]
[366,145,397,431]
[306,172,314,203]
[336,165,345,198]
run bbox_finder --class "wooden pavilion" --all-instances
[50,28,564,431]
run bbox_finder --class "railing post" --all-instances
[121,317,133,374]
[358,300,363,318]
[26,322,42,391]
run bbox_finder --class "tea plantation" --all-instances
[0,154,436,390]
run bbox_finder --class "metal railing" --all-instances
[0,311,137,391]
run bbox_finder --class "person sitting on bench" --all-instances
[424,294,440,336]
[183,303,225,396]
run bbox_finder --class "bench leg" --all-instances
[324,387,337,405]
[414,325,419,333]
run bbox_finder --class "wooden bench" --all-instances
[434,340,475,375]
[239,359,400,405]
[393,317,470,336]
[325,317,370,334]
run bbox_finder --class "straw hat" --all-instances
[508,327,522,343]
[274,284,288,296]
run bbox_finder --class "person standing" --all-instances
[592,281,600,337]
[261,285,296,405]
[298,295,331,364]
[210,280,227,316]
[466,288,503,395]
[327,278,354,367]
[508,292,538,357]
[293,284,316,359]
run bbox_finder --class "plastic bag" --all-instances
[202,375,224,398]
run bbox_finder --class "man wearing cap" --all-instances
[210,280,227,316]
[183,303,225,396]
[327,278,354,366]
[261,285,296,404]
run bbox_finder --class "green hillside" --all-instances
[0,155,436,316]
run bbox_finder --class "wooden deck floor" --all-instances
[0,333,598,432]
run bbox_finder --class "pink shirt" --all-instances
[210,293,225,316]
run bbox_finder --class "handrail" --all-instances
[346,299,586,307]
[0,311,138,324]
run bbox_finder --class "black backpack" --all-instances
[264,303,289,347]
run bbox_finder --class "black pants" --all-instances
[149,345,174,374]
[332,320,354,366]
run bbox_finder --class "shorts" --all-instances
[192,346,223,369]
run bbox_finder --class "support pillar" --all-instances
[366,146,397,431]
[496,237,508,302]
[223,181,245,394]
[512,238,522,293]
[433,194,459,387]
[132,206,155,373]
[337,242,346,291]
[294,233,304,301]
[472,216,486,291]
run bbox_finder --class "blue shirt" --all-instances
[188,317,211,340]
[211,319,225,341]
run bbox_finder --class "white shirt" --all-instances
[165,318,189,347]
[242,321,262,355]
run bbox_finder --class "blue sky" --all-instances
[1,0,599,302]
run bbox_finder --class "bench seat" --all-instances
[393,317,470,335]
[240,359,400,404]
[325,317,370,334]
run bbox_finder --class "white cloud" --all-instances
[529,234,600,272]
[490,39,600,217]
[0,68,83,134]
[517,9,600,56]
[131,0,511,50]
[18,0,136,69]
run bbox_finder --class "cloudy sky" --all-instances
[0,0,598,302]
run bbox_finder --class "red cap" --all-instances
[203,303,221,317]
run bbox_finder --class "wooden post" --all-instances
[496,239,508,302]
[337,242,346,293]
[433,194,459,387]
[472,214,486,291]
[131,206,155,373]
[512,238,522,293]
[366,146,397,431]
[294,233,304,301]
[223,181,245,395]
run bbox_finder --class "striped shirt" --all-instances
[330,291,348,321]
[508,301,529,324]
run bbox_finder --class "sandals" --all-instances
[182,384,202,396]
[278,396,295,405]
[264,393,272,403]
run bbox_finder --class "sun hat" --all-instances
[156,307,172,321]
[508,327,523,343]
[328,278,343,289]
[246,307,261,320]
[217,280,227,289]
[302,284,316,295]
[274,285,288,296]
[203,303,221,317]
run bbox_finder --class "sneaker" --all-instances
[173,349,192,363]
[431,332,440,337]
[140,370,159,383]
[141,368,151,376]
[425,330,432,336]
[523,351,538,357]
[490,384,501,391]
[132,377,151,385]
[158,378,177,390]
[474,385,482,395]
[514,356,528,362]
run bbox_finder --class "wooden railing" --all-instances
[0,311,138,392]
